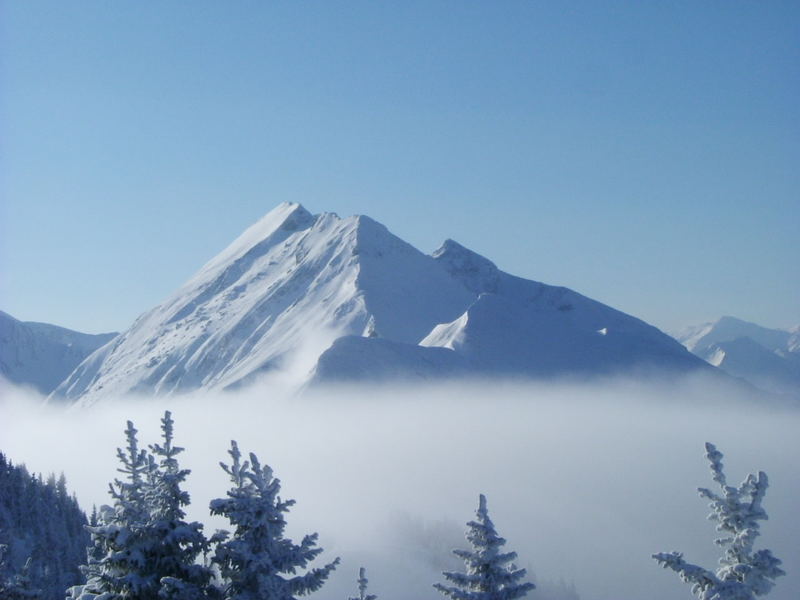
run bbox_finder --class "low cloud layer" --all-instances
[1,376,798,600]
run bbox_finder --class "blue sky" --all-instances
[1,2,798,334]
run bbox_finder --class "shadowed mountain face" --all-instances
[50,203,707,405]
[676,316,800,398]
[0,311,116,394]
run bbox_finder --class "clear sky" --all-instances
[1,2,798,334]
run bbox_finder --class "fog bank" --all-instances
[1,376,798,600]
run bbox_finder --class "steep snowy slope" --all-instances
[51,203,473,405]
[53,203,711,404]
[0,311,116,394]
[424,240,702,375]
[698,337,800,396]
[311,239,706,381]
[676,316,800,397]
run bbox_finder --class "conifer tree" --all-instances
[1,453,90,600]
[146,410,215,599]
[70,414,217,600]
[210,441,339,600]
[0,556,41,600]
[111,420,152,529]
[69,420,152,599]
[653,443,785,600]
[434,494,535,600]
[349,567,377,600]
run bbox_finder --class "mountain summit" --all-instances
[52,203,706,405]
[676,316,800,397]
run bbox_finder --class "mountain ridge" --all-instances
[675,316,800,397]
[49,203,709,405]
[0,311,117,394]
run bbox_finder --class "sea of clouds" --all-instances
[1,374,798,600]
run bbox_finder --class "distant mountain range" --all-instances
[39,203,708,406]
[675,316,800,397]
[0,311,116,395]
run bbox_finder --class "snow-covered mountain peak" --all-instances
[432,238,478,258]
[347,214,413,257]
[50,204,712,404]
[432,239,501,295]
[675,316,800,398]
[197,202,314,278]
[348,219,475,344]
[677,316,791,354]
[50,206,475,403]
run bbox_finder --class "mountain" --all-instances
[675,316,800,397]
[313,239,704,383]
[678,316,793,355]
[52,203,708,405]
[0,311,117,394]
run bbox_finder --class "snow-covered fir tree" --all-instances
[348,567,376,600]
[434,494,535,600]
[70,414,216,600]
[210,440,339,600]
[653,442,785,600]
[68,420,152,599]
[146,410,215,599]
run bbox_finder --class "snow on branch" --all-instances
[653,443,784,600]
